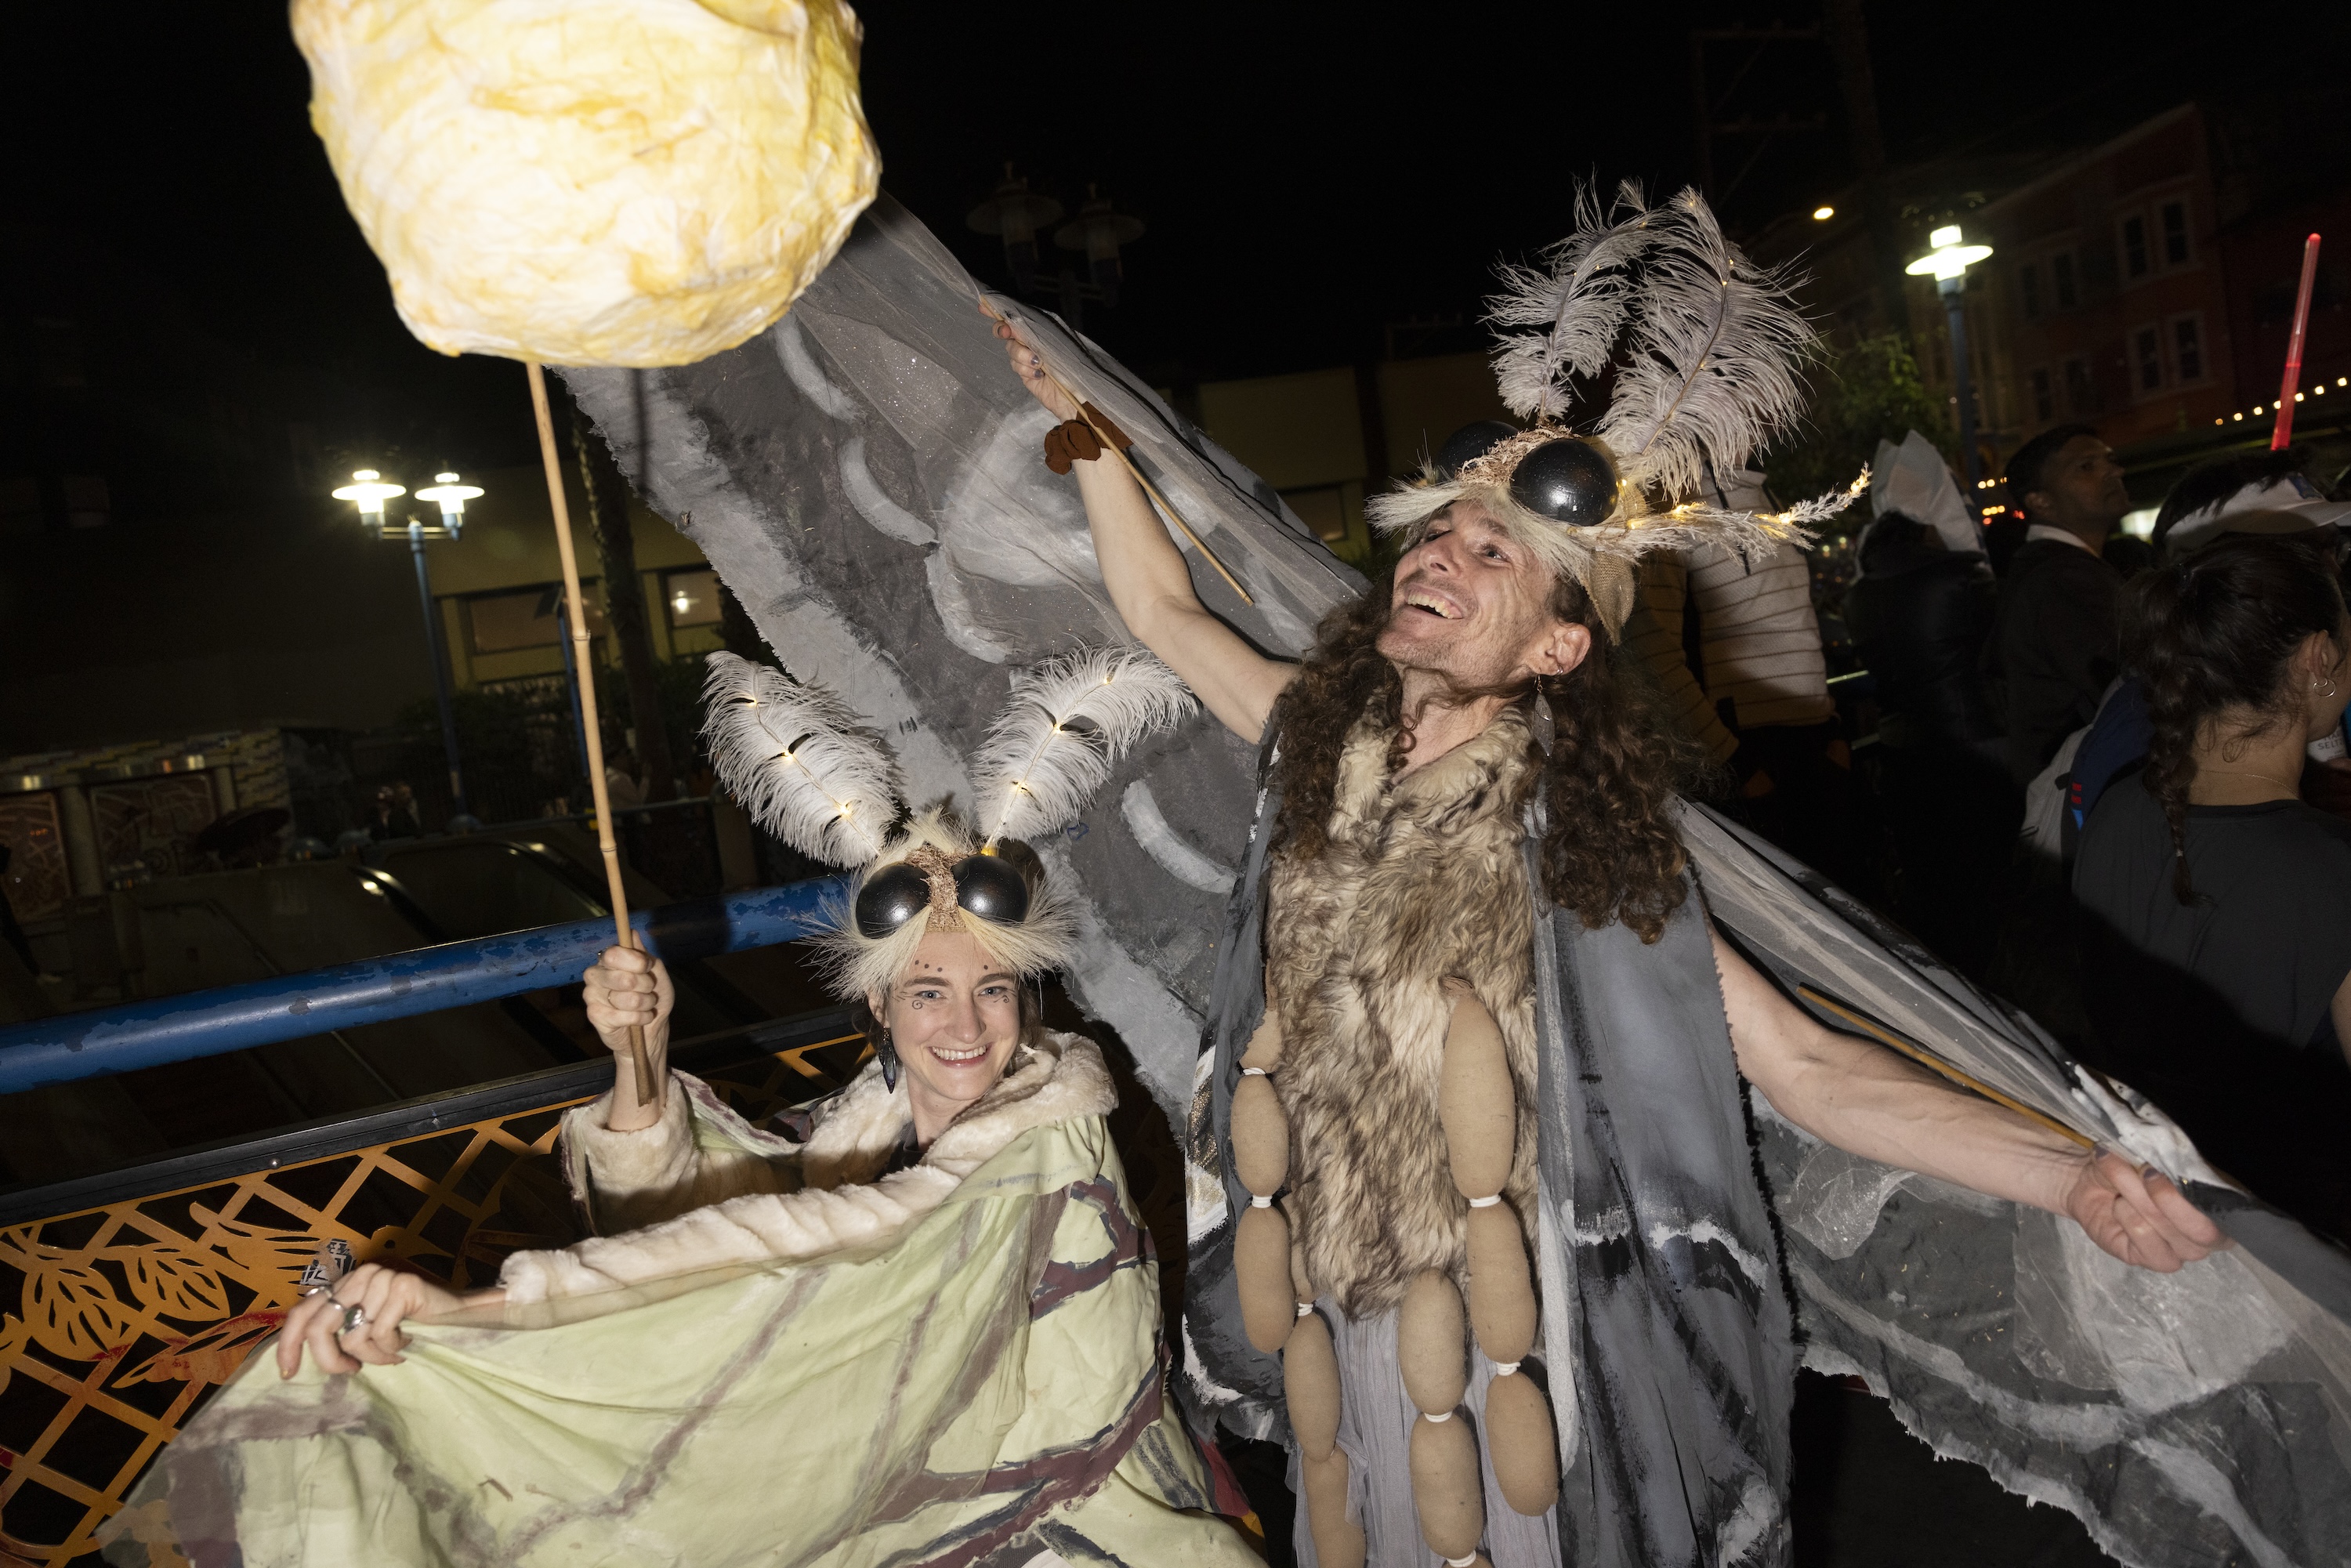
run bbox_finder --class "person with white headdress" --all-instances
[1845,429,2017,977]
[134,650,1262,1567]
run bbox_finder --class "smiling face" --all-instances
[872,928,1023,1138]
[1378,500,1591,693]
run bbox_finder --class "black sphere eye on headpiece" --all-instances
[853,854,1032,939]
[1508,436,1621,528]
[1436,419,1520,479]
[953,854,1030,924]
[853,862,933,939]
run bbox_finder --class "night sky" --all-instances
[2,0,2309,476]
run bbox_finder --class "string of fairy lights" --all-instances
[1927,375,2351,523]
[2213,375,2350,427]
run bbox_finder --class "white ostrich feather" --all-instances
[700,651,902,868]
[1488,180,1658,422]
[1596,188,1815,502]
[973,647,1195,848]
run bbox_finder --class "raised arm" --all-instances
[998,321,1295,741]
[1710,928,2224,1272]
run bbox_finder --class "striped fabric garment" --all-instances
[1624,541,1833,762]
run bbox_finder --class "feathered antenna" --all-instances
[701,651,903,867]
[972,647,1195,849]
[1488,180,1657,422]
[1596,188,1815,502]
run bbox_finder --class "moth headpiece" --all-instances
[701,647,1193,1003]
[1366,182,1865,636]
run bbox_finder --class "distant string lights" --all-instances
[2216,375,2349,425]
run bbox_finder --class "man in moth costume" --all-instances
[542,185,2351,1567]
[994,183,2230,1565]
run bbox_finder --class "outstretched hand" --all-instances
[274,1263,488,1379]
[2063,1148,2226,1272]
[991,316,1078,421]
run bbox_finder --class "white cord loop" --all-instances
[1466,1193,1503,1208]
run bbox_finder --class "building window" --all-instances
[2172,313,2205,382]
[2161,200,2190,266]
[2121,214,2150,281]
[2030,367,2054,423]
[663,567,723,629]
[2052,252,2078,310]
[2063,357,2093,415]
[467,584,606,654]
[2020,263,2042,320]
[2133,326,2164,392]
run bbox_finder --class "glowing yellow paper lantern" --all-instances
[294,0,881,368]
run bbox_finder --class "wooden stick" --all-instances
[981,299,1255,606]
[1796,985,2096,1152]
[526,361,657,1105]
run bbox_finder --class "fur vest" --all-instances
[1267,708,1542,1316]
[500,1031,1115,1303]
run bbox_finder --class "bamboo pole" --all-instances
[526,362,657,1104]
[981,299,1254,606]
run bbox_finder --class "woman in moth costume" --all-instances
[108,650,1259,1568]
[1000,183,2222,1566]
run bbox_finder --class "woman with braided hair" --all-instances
[2074,532,2351,1243]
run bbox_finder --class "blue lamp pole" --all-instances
[1907,225,1995,488]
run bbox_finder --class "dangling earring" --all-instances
[1531,680,1556,755]
[878,1025,900,1092]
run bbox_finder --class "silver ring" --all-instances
[297,1283,332,1298]
[339,1305,368,1336]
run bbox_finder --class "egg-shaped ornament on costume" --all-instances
[1508,436,1621,528]
[292,0,882,368]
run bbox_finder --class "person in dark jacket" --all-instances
[2074,534,2351,1242]
[1983,424,2132,785]
[1849,509,2017,976]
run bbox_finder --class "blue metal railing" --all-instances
[0,876,849,1095]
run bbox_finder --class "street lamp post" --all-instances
[331,469,482,826]
[1906,224,1995,487]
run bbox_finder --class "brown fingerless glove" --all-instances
[1042,403,1132,474]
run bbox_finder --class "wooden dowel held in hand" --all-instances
[526,361,657,1106]
[1795,986,2096,1151]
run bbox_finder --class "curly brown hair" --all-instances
[2125,532,2346,904]
[1267,568,1698,943]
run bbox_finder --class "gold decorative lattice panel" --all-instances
[0,1032,860,1565]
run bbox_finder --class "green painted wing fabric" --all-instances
[114,1110,1255,1567]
